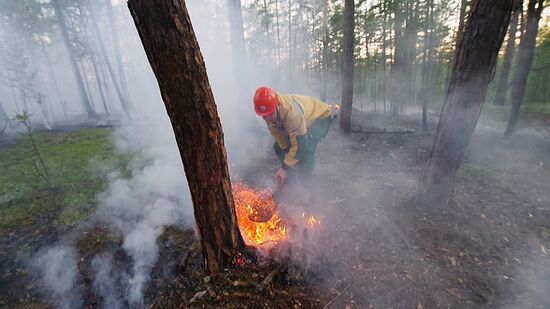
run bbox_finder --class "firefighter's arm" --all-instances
[268,124,289,150]
[282,112,307,168]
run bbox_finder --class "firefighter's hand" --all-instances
[275,168,287,185]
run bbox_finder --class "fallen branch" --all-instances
[256,262,288,292]
[323,282,351,308]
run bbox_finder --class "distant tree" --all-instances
[50,0,97,118]
[494,0,523,106]
[420,0,435,131]
[340,0,354,132]
[128,0,246,274]
[418,0,514,207]
[505,0,546,136]
[227,0,249,93]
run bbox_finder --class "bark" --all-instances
[340,0,355,132]
[452,0,469,67]
[418,0,514,207]
[504,0,545,137]
[494,0,523,106]
[128,0,246,274]
[51,0,97,118]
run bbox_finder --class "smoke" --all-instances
[30,245,82,309]
[91,254,122,309]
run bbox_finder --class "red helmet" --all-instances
[254,86,278,116]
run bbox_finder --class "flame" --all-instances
[233,182,287,246]
[233,181,322,248]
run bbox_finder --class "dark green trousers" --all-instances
[274,116,332,175]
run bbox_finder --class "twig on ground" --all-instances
[323,281,351,308]
[256,262,288,292]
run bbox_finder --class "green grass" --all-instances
[0,127,131,233]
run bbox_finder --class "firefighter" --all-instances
[253,86,338,185]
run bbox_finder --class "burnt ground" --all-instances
[1,111,550,308]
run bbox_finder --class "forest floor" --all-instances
[1,108,549,308]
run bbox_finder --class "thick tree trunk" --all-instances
[494,0,523,106]
[51,0,97,118]
[504,0,545,137]
[128,0,246,274]
[340,0,355,132]
[418,0,514,207]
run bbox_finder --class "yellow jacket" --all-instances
[266,93,332,168]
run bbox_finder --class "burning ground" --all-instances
[1,110,550,308]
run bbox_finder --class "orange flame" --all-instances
[233,182,287,246]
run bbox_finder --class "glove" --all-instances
[275,168,287,185]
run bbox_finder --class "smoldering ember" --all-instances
[0,0,549,308]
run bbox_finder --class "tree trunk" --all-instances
[418,0,514,207]
[340,0,355,132]
[90,6,132,118]
[51,0,97,118]
[128,0,246,274]
[390,0,405,116]
[105,0,132,106]
[320,0,329,102]
[452,0,469,67]
[504,0,545,137]
[494,0,523,106]
[275,0,281,87]
[90,52,111,115]
[420,0,435,131]
[227,0,248,92]
[381,0,388,114]
[288,0,292,90]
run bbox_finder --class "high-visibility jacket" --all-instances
[265,93,332,168]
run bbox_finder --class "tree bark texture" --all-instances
[128,0,246,274]
[504,0,545,136]
[340,0,355,132]
[50,0,97,118]
[452,0,469,68]
[419,0,514,207]
[494,0,523,106]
